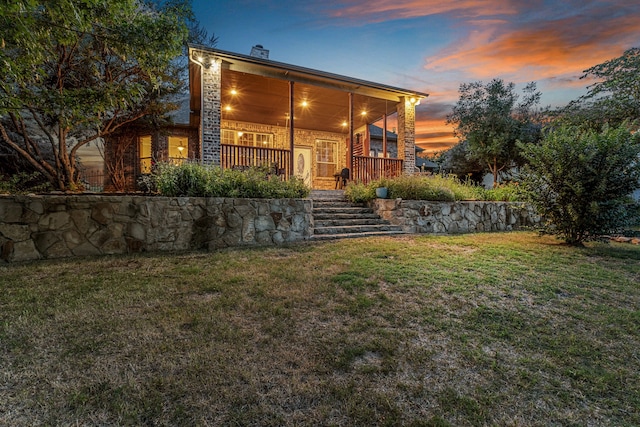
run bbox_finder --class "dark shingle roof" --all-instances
[368,124,398,140]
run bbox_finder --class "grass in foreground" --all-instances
[1,232,639,426]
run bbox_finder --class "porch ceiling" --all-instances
[221,69,400,134]
[189,46,429,135]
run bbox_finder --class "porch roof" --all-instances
[189,46,428,134]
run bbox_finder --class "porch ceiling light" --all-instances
[361,111,367,116]
[224,105,232,112]
[301,100,309,107]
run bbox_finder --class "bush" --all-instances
[0,171,52,194]
[150,162,310,199]
[520,123,640,245]
[344,174,522,203]
[344,181,375,203]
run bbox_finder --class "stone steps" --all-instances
[310,190,404,240]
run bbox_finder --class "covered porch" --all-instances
[188,46,427,188]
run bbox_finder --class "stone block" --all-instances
[272,231,285,245]
[38,211,71,230]
[33,231,60,253]
[91,203,114,225]
[256,231,273,245]
[255,215,275,232]
[242,217,256,242]
[70,210,92,234]
[0,224,31,241]
[29,200,44,215]
[0,202,24,223]
[44,240,72,258]
[127,222,146,242]
[72,242,102,257]
[10,240,41,262]
[88,228,112,248]
[235,204,254,217]
[62,229,84,248]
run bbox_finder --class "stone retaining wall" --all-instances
[372,199,541,234]
[0,195,312,262]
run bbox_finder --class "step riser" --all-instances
[315,219,389,227]
[313,208,373,215]
[314,213,380,220]
[310,231,405,240]
[314,225,403,235]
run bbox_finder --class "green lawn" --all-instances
[1,232,639,426]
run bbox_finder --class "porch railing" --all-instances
[221,144,290,179]
[352,156,403,184]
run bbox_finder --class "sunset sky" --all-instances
[193,0,640,153]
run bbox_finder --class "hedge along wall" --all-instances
[0,195,313,262]
[372,199,542,234]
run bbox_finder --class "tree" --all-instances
[0,0,191,190]
[436,141,486,184]
[520,123,640,245]
[447,79,542,187]
[548,48,640,131]
[580,47,640,123]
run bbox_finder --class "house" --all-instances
[105,45,428,190]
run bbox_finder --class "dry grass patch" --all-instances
[1,232,639,426]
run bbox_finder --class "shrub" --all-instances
[0,171,52,194]
[151,162,310,199]
[520,123,640,245]
[344,174,522,203]
[344,181,375,203]
[484,183,524,202]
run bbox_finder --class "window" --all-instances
[316,139,337,177]
[222,129,274,148]
[168,136,188,163]
[139,135,152,173]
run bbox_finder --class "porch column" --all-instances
[382,114,388,158]
[201,56,222,165]
[289,81,295,177]
[348,93,354,174]
[397,97,416,175]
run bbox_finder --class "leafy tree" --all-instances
[436,141,486,184]
[0,0,192,190]
[447,79,542,187]
[520,123,640,245]
[581,47,640,123]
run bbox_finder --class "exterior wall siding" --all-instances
[222,119,347,189]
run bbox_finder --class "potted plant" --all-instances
[375,186,388,198]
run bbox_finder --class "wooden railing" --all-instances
[352,156,403,184]
[221,144,290,179]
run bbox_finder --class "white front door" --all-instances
[293,146,312,187]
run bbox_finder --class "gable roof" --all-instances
[188,45,428,134]
[368,124,398,141]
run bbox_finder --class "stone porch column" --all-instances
[201,57,222,165]
[397,96,416,175]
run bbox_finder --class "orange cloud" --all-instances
[326,0,519,21]
[425,13,640,83]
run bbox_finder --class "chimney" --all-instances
[250,44,269,59]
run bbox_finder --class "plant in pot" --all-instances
[374,178,390,199]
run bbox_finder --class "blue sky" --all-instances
[192,0,640,152]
